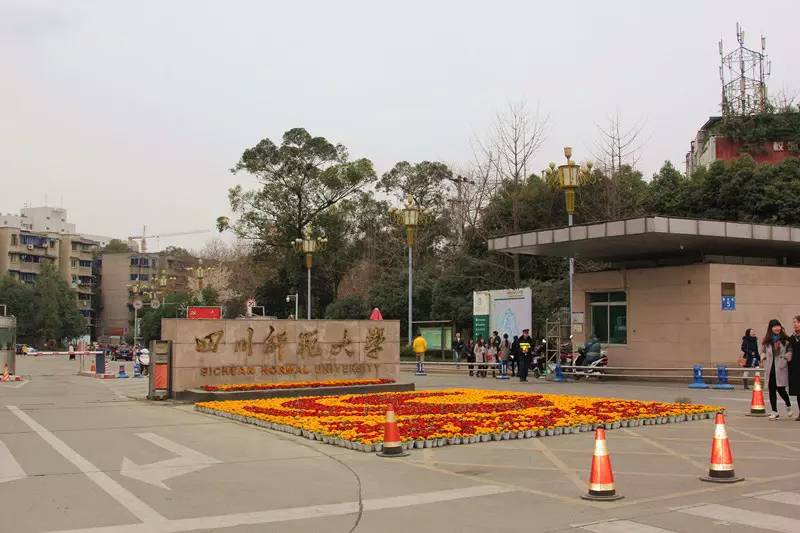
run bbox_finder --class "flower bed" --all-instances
[200,378,395,392]
[195,389,721,453]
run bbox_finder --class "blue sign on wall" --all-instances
[721,296,736,311]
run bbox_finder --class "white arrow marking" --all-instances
[0,439,25,483]
[120,433,220,490]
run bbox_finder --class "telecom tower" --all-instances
[719,23,771,116]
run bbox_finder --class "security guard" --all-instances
[518,328,534,382]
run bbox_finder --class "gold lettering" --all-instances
[364,327,385,359]
[329,329,355,358]
[297,329,322,358]
[195,330,224,353]
[263,326,288,360]
[234,327,254,356]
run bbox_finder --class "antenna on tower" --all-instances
[719,23,770,116]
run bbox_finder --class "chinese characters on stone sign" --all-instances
[330,329,355,358]
[297,330,322,358]
[364,327,385,359]
[264,325,288,360]
[193,325,390,361]
[195,331,224,353]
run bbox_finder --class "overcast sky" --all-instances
[2,1,800,251]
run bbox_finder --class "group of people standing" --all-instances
[741,317,800,420]
[452,328,538,382]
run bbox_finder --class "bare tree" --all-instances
[489,101,549,287]
[592,111,646,175]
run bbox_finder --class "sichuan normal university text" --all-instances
[199,363,383,377]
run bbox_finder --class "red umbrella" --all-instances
[369,308,383,320]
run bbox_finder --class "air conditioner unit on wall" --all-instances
[27,244,34,250]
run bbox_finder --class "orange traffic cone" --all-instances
[746,374,767,417]
[377,406,409,457]
[700,412,743,483]
[1,365,9,382]
[581,427,623,501]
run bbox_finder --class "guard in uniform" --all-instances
[518,328,534,382]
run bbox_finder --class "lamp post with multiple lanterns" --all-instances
[390,195,427,346]
[554,147,592,338]
[292,225,328,320]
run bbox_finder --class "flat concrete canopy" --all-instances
[488,216,800,262]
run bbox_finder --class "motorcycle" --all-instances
[568,347,608,379]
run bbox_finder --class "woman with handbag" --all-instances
[740,328,759,390]
[761,319,794,420]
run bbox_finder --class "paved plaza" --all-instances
[1,356,799,532]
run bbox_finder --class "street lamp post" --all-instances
[390,195,426,347]
[292,225,327,320]
[556,147,592,340]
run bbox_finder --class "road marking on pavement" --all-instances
[727,426,800,453]
[121,433,221,489]
[47,484,514,533]
[621,428,706,471]
[0,439,26,483]
[756,491,800,506]
[530,438,587,493]
[679,503,800,532]
[580,519,675,532]
[7,405,166,525]
[710,397,750,402]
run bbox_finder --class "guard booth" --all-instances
[489,216,800,368]
[0,314,16,375]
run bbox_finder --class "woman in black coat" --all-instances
[789,317,800,420]
[741,328,760,390]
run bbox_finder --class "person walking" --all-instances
[761,319,794,420]
[453,332,465,363]
[466,338,476,377]
[789,316,800,420]
[474,337,487,378]
[486,341,497,378]
[499,334,511,378]
[518,328,534,382]
[413,331,427,375]
[740,328,760,390]
[509,336,520,377]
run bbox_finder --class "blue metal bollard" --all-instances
[415,360,426,376]
[712,364,734,390]
[133,362,143,378]
[552,362,566,382]
[688,364,710,389]
[118,364,128,379]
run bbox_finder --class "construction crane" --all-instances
[127,226,213,253]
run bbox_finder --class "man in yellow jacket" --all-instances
[413,331,427,375]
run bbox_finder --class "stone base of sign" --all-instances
[78,371,117,379]
[177,381,414,402]
[161,318,401,395]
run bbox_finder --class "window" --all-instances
[130,273,139,281]
[589,291,627,344]
[139,274,149,281]
[71,258,78,268]
[10,234,18,246]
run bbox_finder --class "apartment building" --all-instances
[0,221,99,330]
[98,251,192,339]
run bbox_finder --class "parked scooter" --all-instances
[569,336,608,379]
